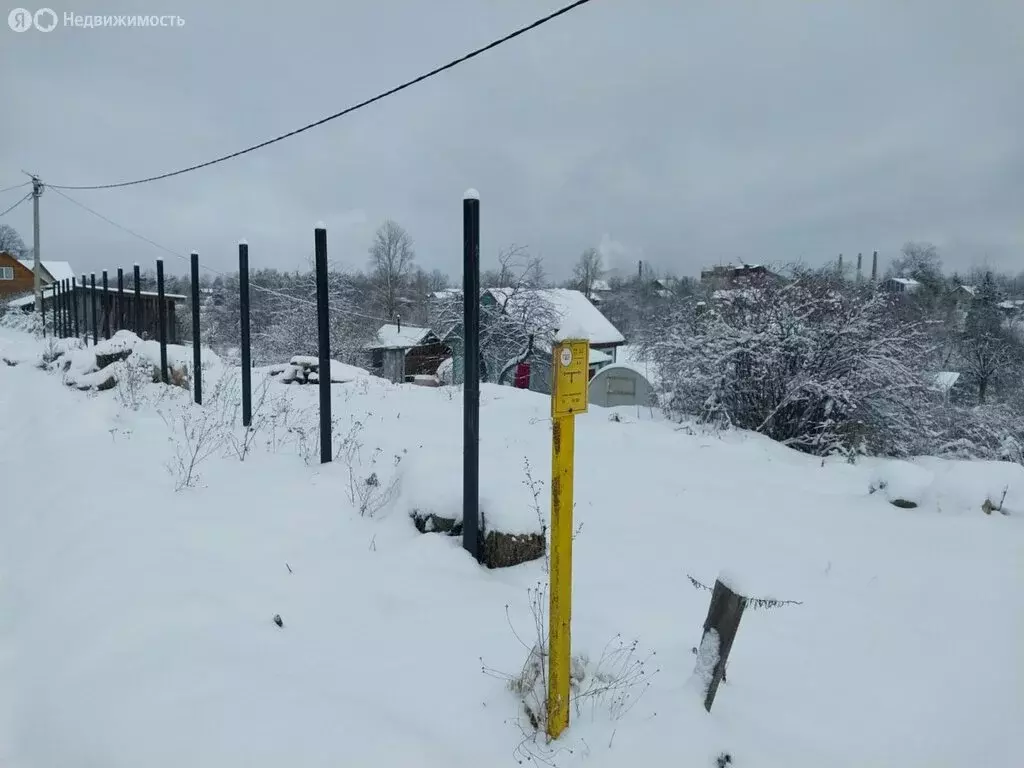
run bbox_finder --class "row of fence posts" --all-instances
[46,263,169,383]
[41,199,484,561]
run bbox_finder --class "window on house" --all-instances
[0,266,13,280]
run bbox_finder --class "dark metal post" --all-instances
[56,280,62,337]
[133,264,142,334]
[117,267,124,332]
[72,277,79,339]
[462,189,481,560]
[64,279,72,337]
[51,281,58,336]
[156,259,168,384]
[190,252,202,405]
[90,273,97,345]
[63,280,70,337]
[79,275,87,341]
[101,270,110,339]
[314,224,332,463]
[64,279,71,337]
[238,241,252,426]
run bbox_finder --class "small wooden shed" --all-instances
[364,322,450,383]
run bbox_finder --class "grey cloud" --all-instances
[0,0,1020,283]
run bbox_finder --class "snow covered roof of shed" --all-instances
[486,287,625,346]
[364,323,438,350]
[17,259,75,282]
[589,279,611,293]
[6,284,187,308]
[429,289,462,301]
[929,372,961,393]
[889,277,921,287]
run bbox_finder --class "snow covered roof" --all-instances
[589,279,611,293]
[958,285,977,295]
[429,289,462,301]
[17,259,75,283]
[889,277,921,287]
[486,287,625,346]
[6,284,187,308]
[929,371,961,393]
[364,323,438,350]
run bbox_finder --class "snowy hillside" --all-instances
[1,325,1022,768]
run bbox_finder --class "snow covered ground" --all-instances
[1,325,1022,767]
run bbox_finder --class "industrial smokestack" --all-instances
[837,253,844,277]
[638,260,643,279]
[856,252,863,281]
[871,251,878,282]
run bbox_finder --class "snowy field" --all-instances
[1,325,1022,767]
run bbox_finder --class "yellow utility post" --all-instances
[547,338,589,740]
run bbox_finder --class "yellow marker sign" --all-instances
[551,339,589,418]
[547,339,588,740]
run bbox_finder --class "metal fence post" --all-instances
[72,277,79,339]
[133,263,142,335]
[90,273,97,345]
[239,241,252,427]
[116,267,125,332]
[191,251,202,405]
[156,259,168,383]
[101,270,110,340]
[314,224,332,464]
[463,189,481,560]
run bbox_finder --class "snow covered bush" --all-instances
[0,307,42,336]
[158,372,238,490]
[646,272,933,457]
[335,415,404,517]
[226,374,281,462]
[113,354,155,411]
[484,583,656,760]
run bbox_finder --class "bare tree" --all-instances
[573,247,604,299]
[0,224,28,257]
[889,242,944,292]
[368,219,415,320]
[430,246,558,384]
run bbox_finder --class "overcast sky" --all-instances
[1,0,1021,282]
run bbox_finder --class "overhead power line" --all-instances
[50,0,597,191]
[48,185,391,325]
[0,181,31,195]
[0,192,32,218]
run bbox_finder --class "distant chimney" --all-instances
[856,252,863,281]
[871,251,878,282]
[396,314,401,333]
[638,260,643,279]
[837,253,844,277]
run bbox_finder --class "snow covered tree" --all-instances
[0,224,28,257]
[429,246,559,383]
[956,272,1021,404]
[647,271,933,457]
